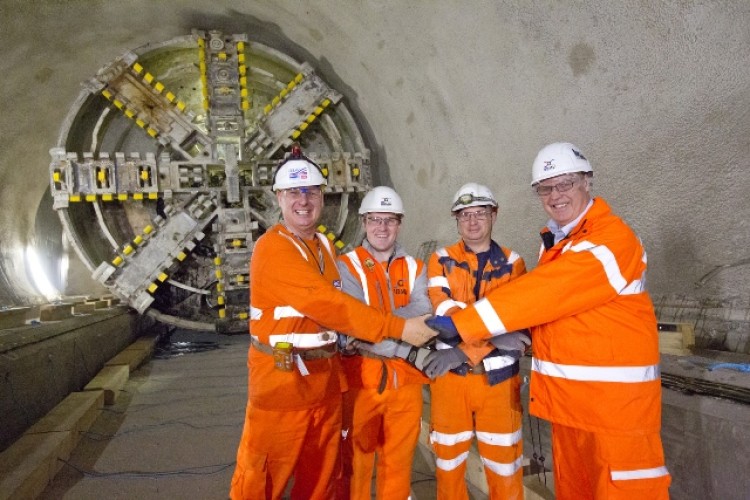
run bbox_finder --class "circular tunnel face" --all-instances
[50,29,373,332]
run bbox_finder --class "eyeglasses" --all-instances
[455,210,492,222]
[534,178,579,196]
[452,193,496,210]
[365,216,401,227]
[284,186,323,199]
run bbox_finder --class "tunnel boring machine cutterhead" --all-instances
[49,29,373,332]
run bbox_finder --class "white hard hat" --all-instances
[531,142,592,185]
[451,183,498,212]
[358,186,404,215]
[272,147,327,191]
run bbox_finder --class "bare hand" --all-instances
[401,314,437,346]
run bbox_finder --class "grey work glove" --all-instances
[356,338,400,358]
[423,347,468,379]
[489,332,531,354]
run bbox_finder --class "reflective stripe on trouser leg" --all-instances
[552,423,671,500]
[430,373,477,500]
[473,374,524,499]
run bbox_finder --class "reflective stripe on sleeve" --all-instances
[429,430,473,446]
[436,451,469,471]
[475,298,507,334]
[435,299,467,316]
[611,466,670,481]
[481,455,523,477]
[249,306,262,320]
[428,275,450,289]
[532,358,660,383]
[475,429,522,446]
[273,306,304,319]
[565,241,645,296]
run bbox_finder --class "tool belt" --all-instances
[251,337,337,361]
[451,362,487,376]
[450,358,520,386]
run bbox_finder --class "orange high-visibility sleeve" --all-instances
[250,226,405,344]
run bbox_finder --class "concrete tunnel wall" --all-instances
[0,1,749,311]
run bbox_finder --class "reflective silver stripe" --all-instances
[315,233,335,261]
[428,276,450,289]
[435,451,469,471]
[481,455,523,477]
[273,306,304,319]
[278,232,308,260]
[611,466,669,481]
[565,240,645,296]
[405,255,418,291]
[475,429,522,446]
[429,430,473,446]
[266,331,338,348]
[532,358,660,383]
[621,275,645,295]
[475,298,507,334]
[344,251,370,305]
[435,299,466,316]
[507,250,521,264]
[249,306,263,320]
[435,247,448,258]
[482,355,516,371]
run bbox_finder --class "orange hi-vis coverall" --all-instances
[336,241,431,500]
[449,198,671,500]
[230,224,407,500]
[427,240,527,500]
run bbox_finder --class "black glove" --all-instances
[423,347,468,378]
[425,315,461,344]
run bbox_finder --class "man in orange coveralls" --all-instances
[423,182,529,499]
[427,143,671,500]
[229,148,436,500]
[336,186,432,499]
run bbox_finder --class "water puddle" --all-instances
[154,340,221,359]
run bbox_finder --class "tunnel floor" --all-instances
[37,329,488,499]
